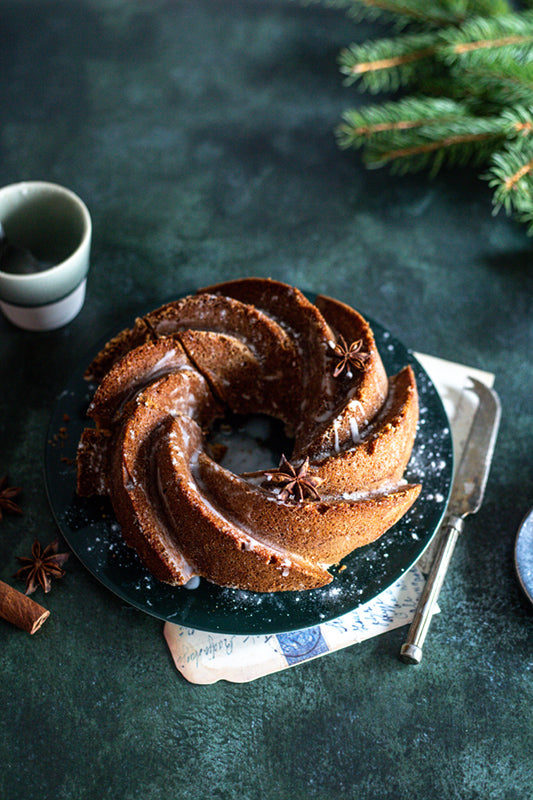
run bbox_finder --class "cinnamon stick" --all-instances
[0,579,50,634]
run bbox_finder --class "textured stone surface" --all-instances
[0,2,532,799]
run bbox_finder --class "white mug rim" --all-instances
[0,181,92,286]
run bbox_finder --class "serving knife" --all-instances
[400,377,501,665]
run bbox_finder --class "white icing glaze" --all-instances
[149,349,177,373]
[349,416,361,444]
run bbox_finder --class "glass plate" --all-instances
[45,297,453,635]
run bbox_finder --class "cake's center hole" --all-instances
[207,413,294,474]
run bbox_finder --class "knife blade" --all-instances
[399,377,501,664]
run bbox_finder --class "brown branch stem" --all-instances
[453,34,533,55]
[515,122,533,134]
[378,131,498,161]
[353,115,460,136]
[349,47,435,74]
[504,157,533,191]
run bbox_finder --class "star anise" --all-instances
[14,539,70,595]
[330,335,369,378]
[264,455,324,502]
[0,475,22,521]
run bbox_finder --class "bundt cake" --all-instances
[77,278,421,592]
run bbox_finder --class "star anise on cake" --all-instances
[264,455,324,502]
[14,539,70,595]
[330,335,369,378]
[0,475,22,521]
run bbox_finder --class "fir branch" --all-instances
[360,116,508,176]
[337,96,472,147]
[454,57,533,105]
[438,11,533,65]
[345,104,533,177]
[339,32,439,92]
[323,0,533,233]
[486,136,533,220]
[320,0,512,29]
[340,13,533,96]
[498,105,533,136]
[439,15,533,103]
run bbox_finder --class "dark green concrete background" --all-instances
[1,2,532,798]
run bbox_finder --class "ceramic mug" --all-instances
[0,181,92,331]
